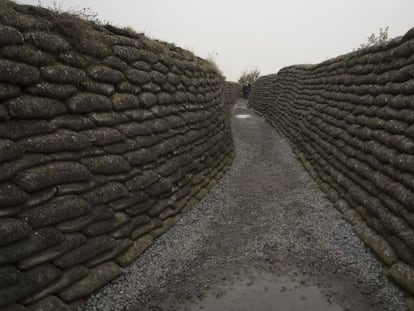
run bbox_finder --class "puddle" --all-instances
[189,273,343,311]
[235,114,251,119]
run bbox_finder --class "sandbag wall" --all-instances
[0,3,237,310]
[250,28,414,302]
[224,81,243,104]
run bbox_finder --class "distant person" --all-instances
[242,82,250,99]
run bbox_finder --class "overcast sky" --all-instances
[16,0,414,81]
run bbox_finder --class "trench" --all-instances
[83,99,407,311]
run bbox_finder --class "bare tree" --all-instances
[238,69,260,83]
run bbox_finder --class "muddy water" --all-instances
[189,271,343,311]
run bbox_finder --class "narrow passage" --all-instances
[83,99,407,311]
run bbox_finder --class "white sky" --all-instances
[15,0,414,81]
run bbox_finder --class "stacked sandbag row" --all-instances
[222,81,242,125]
[0,2,236,310]
[249,27,414,305]
[224,81,243,104]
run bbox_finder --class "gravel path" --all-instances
[82,99,408,311]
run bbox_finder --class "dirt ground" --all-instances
[83,99,407,311]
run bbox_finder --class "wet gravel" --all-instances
[82,99,408,311]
